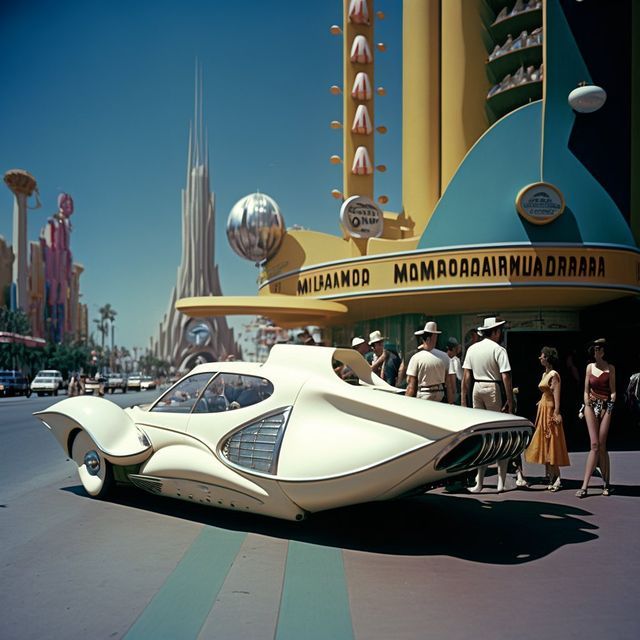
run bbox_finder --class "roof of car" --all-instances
[187,345,395,390]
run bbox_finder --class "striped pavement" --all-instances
[124,528,355,640]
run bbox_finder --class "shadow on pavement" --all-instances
[64,484,602,564]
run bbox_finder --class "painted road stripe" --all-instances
[124,526,246,640]
[198,534,288,639]
[276,541,354,640]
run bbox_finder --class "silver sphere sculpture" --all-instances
[227,192,286,263]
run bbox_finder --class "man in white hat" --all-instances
[351,336,371,357]
[406,321,456,403]
[461,316,516,492]
[366,330,402,386]
[338,337,371,381]
[367,330,386,377]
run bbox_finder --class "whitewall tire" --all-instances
[71,430,114,498]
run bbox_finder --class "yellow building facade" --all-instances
[178,0,640,422]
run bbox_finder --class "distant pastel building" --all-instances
[153,71,239,370]
[1,181,87,343]
[0,236,13,303]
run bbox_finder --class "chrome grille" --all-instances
[436,427,533,473]
[128,474,163,494]
[222,409,290,474]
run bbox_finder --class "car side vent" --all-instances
[129,475,163,494]
[222,408,291,474]
[435,427,533,473]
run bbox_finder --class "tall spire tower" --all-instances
[178,65,216,298]
[154,63,238,369]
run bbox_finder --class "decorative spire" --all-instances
[189,60,207,171]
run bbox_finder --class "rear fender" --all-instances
[34,396,152,465]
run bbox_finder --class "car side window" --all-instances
[193,374,229,413]
[224,374,274,410]
[190,373,274,413]
[151,372,214,413]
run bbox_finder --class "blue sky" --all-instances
[0,0,402,351]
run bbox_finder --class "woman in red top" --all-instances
[576,338,616,497]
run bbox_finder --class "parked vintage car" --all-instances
[139,375,156,391]
[105,372,127,394]
[127,373,142,391]
[0,370,31,397]
[83,375,105,396]
[35,345,533,521]
[31,370,65,396]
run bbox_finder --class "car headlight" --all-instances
[221,408,291,475]
[136,427,151,448]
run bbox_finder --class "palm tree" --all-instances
[93,317,107,350]
[97,304,117,351]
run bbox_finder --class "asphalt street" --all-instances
[1,393,639,640]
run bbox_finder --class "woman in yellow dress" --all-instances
[525,346,570,490]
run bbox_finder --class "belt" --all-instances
[475,379,500,383]
[420,384,444,391]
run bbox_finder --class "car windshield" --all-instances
[151,372,214,413]
[35,377,54,382]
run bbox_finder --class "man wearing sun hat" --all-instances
[405,321,455,403]
[363,330,402,386]
[338,336,371,382]
[366,330,387,377]
[351,336,371,357]
[462,316,515,492]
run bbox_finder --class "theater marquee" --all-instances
[260,245,640,299]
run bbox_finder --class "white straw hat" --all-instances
[477,316,507,332]
[351,337,366,347]
[368,330,385,345]
[414,321,442,336]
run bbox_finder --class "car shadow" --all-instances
[63,484,602,564]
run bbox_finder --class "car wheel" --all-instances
[25,390,32,398]
[71,431,113,498]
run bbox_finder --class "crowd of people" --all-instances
[299,316,622,498]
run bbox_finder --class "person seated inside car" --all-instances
[198,377,229,413]
[224,375,244,404]
[229,378,273,409]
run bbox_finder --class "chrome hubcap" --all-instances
[84,450,101,476]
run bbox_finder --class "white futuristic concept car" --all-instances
[35,345,533,521]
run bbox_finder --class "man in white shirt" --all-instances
[406,321,456,404]
[462,317,515,492]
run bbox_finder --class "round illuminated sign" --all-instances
[516,182,565,225]
[340,195,384,238]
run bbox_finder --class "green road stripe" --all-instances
[124,527,246,640]
[276,541,354,640]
